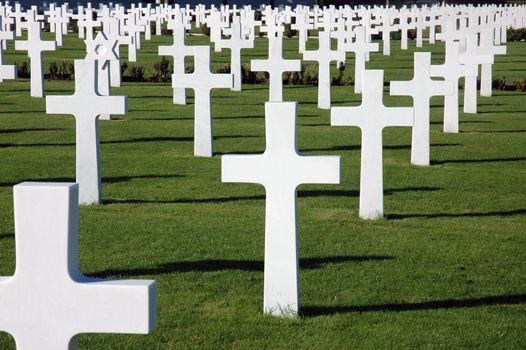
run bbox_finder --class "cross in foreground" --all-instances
[332,70,413,220]
[0,182,156,350]
[222,102,340,317]
[46,59,127,205]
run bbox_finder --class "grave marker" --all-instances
[251,34,300,102]
[15,20,56,97]
[332,70,413,219]
[390,52,453,166]
[46,59,127,205]
[172,46,232,157]
[222,102,340,317]
[0,182,156,350]
[303,29,345,109]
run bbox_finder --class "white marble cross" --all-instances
[222,102,340,318]
[302,29,345,109]
[106,17,132,88]
[398,10,414,50]
[377,11,398,56]
[85,32,119,120]
[259,10,284,38]
[71,5,85,39]
[215,16,254,91]
[430,41,478,133]
[0,6,14,50]
[390,52,453,166]
[344,26,379,94]
[251,34,300,102]
[124,11,144,62]
[331,70,413,219]
[46,59,127,205]
[206,10,227,51]
[0,182,156,350]
[159,13,193,105]
[78,8,100,42]
[172,46,232,157]
[47,6,69,46]
[97,5,112,35]
[459,33,494,114]
[0,28,16,82]
[478,28,506,97]
[15,20,56,97]
[291,9,313,53]
[11,3,24,37]
[413,9,426,48]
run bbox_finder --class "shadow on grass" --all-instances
[0,142,74,148]
[102,135,260,144]
[299,187,441,198]
[463,129,526,134]
[301,144,460,153]
[0,174,184,188]
[430,120,493,125]
[0,110,44,114]
[105,186,440,204]
[302,294,526,316]
[215,115,264,120]
[386,209,526,220]
[105,195,266,204]
[0,233,14,239]
[431,157,526,165]
[0,128,65,134]
[89,255,394,278]
[130,117,194,121]
[477,110,526,114]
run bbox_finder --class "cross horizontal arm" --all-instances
[222,154,267,185]
[72,279,156,334]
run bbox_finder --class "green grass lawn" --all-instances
[0,32,525,349]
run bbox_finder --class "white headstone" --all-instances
[215,16,254,91]
[222,102,340,318]
[85,32,119,120]
[290,8,312,53]
[302,29,345,109]
[158,13,193,105]
[47,6,69,46]
[377,11,398,56]
[331,70,413,219]
[398,10,414,50]
[430,41,477,133]
[124,10,144,62]
[15,20,56,97]
[459,33,494,114]
[478,28,506,97]
[172,46,232,157]
[390,52,453,166]
[251,34,300,102]
[0,182,156,350]
[0,28,16,82]
[78,8,100,42]
[344,26,379,94]
[107,17,132,87]
[46,59,127,205]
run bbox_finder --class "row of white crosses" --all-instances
[0,3,524,327]
[0,2,520,103]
